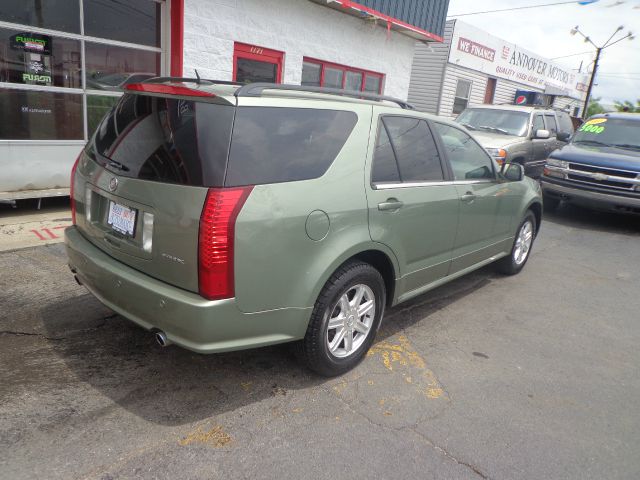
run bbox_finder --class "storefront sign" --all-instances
[10,33,52,55]
[450,21,588,100]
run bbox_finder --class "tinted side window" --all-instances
[434,123,495,181]
[372,123,401,183]
[382,117,443,182]
[225,107,357,187]
[544,114,558,136]
[556,112,574,134]
[532,115,545,133]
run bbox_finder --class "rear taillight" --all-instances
[70,151,82,225]
[198,186,253,300]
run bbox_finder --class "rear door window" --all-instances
[89,93,234,186]
[377,116,444,182]
[225,107,357,186]
[371,123,401,183]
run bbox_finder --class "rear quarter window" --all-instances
[224,107,357,187]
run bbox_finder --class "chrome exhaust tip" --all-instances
[154,330,171,347]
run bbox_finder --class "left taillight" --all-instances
[70,151,82,225]
[198,186,253,300]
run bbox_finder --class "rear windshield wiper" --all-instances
[478,125,509,135]
[106,159,130,172]
[460,122,477,131]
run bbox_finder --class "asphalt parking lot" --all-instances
[1,204,639,480]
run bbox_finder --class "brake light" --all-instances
[198,187,253,300]
[70,151,82,225]
[125,83,216,97]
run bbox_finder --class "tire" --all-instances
[298,261,386,377]
[543,194,560,212]
[496,211,537,275]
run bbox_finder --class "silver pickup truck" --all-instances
[455,105,575,178]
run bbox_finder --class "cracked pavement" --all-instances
[1,204,639,480]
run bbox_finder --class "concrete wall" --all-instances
[182,0,417,100]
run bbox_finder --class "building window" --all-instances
[233,43,283,84]
[453,79,472,115]
[301,58,384,94]
[0,0,165,141]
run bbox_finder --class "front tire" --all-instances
[496,211,536,275]
[299,261,385,377]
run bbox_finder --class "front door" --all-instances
[432,123,514,273]
[529,113,548,177]
[366,115,459,299]
[233,42,283,84]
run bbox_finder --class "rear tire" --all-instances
[496,211,536,275]
[298,261,385,377]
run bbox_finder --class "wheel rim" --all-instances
[513,220,534,265]
[326,284,376,359]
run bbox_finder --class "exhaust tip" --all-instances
[154,330,171,347]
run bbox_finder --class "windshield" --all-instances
[572,117,640,151]
[456,108,529,136]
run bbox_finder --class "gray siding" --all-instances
[553,96,583,117]
[438,64,488,118]
[407,20,454,114]
[493,78,542,106]
[358,0,451,38]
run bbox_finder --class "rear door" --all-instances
[433,123,517,273]
[366,114,459,297]
[73,92,235,292]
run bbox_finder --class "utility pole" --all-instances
[570,25,635,119]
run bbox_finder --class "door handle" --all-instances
[460,192,476,203]
[378,199,404,211]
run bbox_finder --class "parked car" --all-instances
[541,112,640,215]
[65,80,542,376]
[455,105,574,178]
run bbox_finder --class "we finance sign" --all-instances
[449,20,587,99]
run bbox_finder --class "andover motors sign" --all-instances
[449,21,588,99]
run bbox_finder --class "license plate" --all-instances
[107,201,137,236]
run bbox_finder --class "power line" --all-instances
[551,51,595,59]
[448,1,580,17]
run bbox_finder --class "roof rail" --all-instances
[143,76,243,87]
[234,83,415,110]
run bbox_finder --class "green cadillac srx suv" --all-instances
[65,79,542,376]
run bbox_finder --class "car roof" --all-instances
[465,104,554,113]
[590,112,640,121]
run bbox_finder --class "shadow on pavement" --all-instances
[543,203,640,235]
[39,267,493,427]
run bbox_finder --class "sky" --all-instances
[446,0,640,106]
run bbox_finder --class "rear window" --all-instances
[88,93,234,186]
[224,107,357,187]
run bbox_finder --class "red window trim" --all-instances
[170,0,184,76]
[233,42,284,83]
[302,57,384,94]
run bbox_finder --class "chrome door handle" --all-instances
[378,199,404,211]
[460,192,476,203]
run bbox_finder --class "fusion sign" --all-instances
[449,21,588,100]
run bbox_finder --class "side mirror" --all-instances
[557,131,571,142]
[503,162,524,182]
[534,129,550,139]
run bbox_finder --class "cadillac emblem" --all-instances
[108,177,118,192]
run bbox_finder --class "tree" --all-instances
[613,100,640,113]
[586,97,606,117]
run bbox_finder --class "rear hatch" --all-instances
[72,88,235,293]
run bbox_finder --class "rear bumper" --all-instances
[541,178,640,215]
[64,226,310,353]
